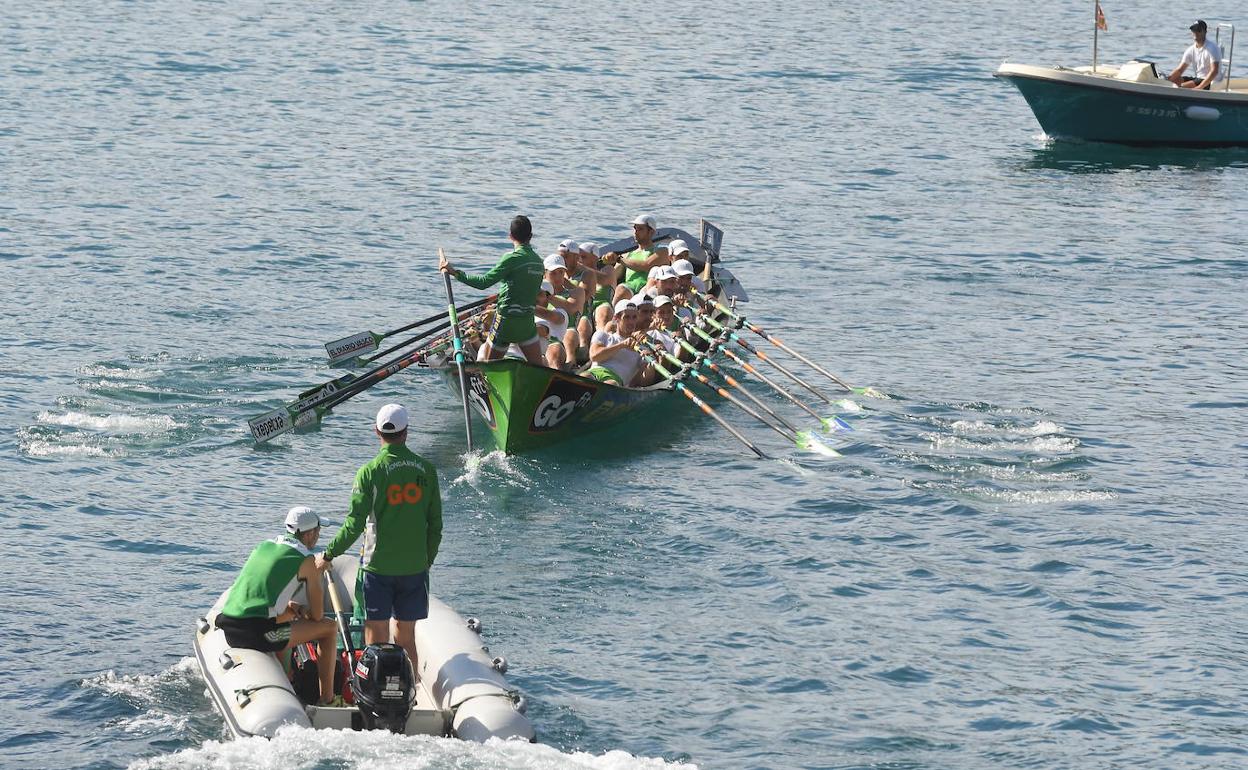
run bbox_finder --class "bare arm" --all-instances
[300,558,325,621]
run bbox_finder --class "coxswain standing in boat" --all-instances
[316,404,443,681]
[215,507,340,706]
[439,215,546,365]
[1167,20,1222,90]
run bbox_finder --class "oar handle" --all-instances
[323,565,361,694]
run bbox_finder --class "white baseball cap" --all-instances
[654,295,673,308]
[540,280,554,294]
[375,403,409,434]
[613,299,635,314]
[285,505,321,534]
[647,265,664,280]
[558,238,579,252]
[668,239,691,256]
[579,241,598,256]
[672,259,695,276]
[633,294,654,307]
[657,265,678,281]
[631,214,657,229]
[543,254,567,271]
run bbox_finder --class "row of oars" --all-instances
[633,293,875,459]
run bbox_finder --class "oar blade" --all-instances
[796,431,842,457]
[325,331,379,366]
[248,407,295,444]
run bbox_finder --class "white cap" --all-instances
[613,299,635,314]
[668,239,690,256]
[579,241,598,256]
[647,265,664,280]
[656,265,678,281]
[654,295,673,308]
[375,403,409,434]
[672,258,695,276]
[558,238,579,252]
[540,280,554,294]
[543,254,567,271]
[633,294,654,307]
[631,214,657,229]
[285,505,321,534]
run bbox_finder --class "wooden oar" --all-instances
[694,291,878,396]
[670,334,800,434]
[643,341,839,457]
[685,321,830,426]
[324,294,495,367]
[698,314,835,405]
[640,350,767,459]
[440,249,474,453]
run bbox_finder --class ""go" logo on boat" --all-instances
[387,483,423,505]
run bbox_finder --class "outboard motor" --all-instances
[351,643,415,732]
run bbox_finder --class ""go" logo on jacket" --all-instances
[387,483,424,505]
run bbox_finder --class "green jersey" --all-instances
[221,536,311,619]
[455,243,545,320]
[324,443,443,576]
[623,246,655,292]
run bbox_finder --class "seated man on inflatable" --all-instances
[214,506,340,706]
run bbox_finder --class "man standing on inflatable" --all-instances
[316,403,443,680]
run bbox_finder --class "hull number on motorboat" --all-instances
[1126,105,1178,118]
[530,378,598,432]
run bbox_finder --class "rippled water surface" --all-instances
[2,2,1246,769]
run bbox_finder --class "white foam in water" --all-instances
[23,441,110,458]
[970,487,1119,504]
[453,449,529,490]
[949,419,1065,436]
[833,399,863,413]
[923,432,1079,453]
[128,727,698,770]
[84,658,200,737]
[38,410,181,433]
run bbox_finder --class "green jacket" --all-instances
[455,243,544,318]
[324,443,443,575]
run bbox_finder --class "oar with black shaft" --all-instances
[694,290,879,397]
[637,348,767,459]
[249,338,441,444]
[698,314,836,405]
[439,248,474,453]
[684,320,832,427]
[323,565,362,703]
[642,341,840,457]
[324,294,495,367]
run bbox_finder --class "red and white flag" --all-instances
[1095,2,1108,32]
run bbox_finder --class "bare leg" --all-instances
[562,329,579,366]
[518,339,544,365]
[393,620,419,684]
[594,304,612,333]
[365,619,390,645]
[545,342,564,370]
[477,341,506,361]
[611,284,633,305]
[576,315,593,344]
[288,618,339,704]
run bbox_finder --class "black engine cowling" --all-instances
[351,643,415,732]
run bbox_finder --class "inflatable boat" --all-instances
[193,556,534,742]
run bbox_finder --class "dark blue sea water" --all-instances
[3,2,1246,769]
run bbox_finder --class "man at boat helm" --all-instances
[214,506,340,706]
[316,403,443,681]
[1167,20,1222,90]
[439,215,546,365]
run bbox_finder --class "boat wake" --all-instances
[127,727,697,770]
[452,449,533,491]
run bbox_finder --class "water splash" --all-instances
[128,726,698,770]
[38,410,182,433]
[796,431,842,457]
[452,449,530,490]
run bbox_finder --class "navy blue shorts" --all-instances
[362,570,429,622]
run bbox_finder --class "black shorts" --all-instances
[1181,76,1212,90]
[215,613,292,652]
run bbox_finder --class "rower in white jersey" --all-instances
[647,295,679,356]
[533,280,570,369]
[587,299,648,386]
[543,254,584,361]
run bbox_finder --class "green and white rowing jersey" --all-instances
[221,535,312,619]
